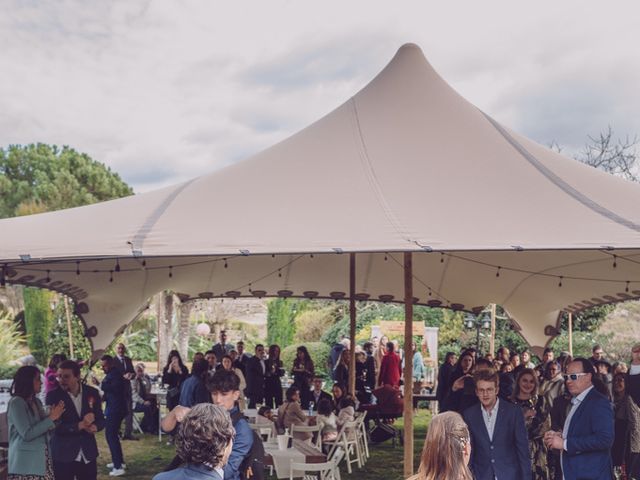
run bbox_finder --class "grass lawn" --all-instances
[96,410,431,480]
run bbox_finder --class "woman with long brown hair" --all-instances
[411,411,472,480]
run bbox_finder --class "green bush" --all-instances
[23,287,53,365]
[281,342,331,380]
[0,311,28,367]
[0,364,21,380]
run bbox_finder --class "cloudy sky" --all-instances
[1,1,639,192]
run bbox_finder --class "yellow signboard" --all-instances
[379,321,424,336]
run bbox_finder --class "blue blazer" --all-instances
[153,463,224,480]
[463,399,532,480]
[7,396,55,476]
[562,388,614,480]
[46,384,105,463]
[101,369,128,416]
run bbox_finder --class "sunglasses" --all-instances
[563,373,589,381]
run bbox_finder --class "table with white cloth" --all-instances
[263,438,326,479]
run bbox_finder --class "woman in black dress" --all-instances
[292,346,314,409]
[161,350,189,411]
[265,344,284,409]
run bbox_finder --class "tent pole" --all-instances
[349,253,357,395]
[403,252,414,477]
[568,312,573,357]
[490,303,496,357]
[64,296,74,358]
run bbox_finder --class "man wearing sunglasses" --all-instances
[544,358,614,480]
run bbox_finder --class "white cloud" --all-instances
[1,0,639,191]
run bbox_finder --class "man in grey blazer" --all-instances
[463,368,531,480]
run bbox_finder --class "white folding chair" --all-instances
[323,421,362,474]
[249,422,274,442]
[354,412,369,460]
[289,447,344,480]
[131,410,144,435]
[290,423,323,451]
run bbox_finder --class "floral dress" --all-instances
[513,395,550,480]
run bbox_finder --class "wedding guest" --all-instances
[436,352,457,410]
[44,353,67,394]
[334,349,350,388]
[410,411,473,480]
[101,355,128,476]
[292,346,315,409]
[131,363,158,434]
[611,372,629,476]
[179,359,210,408]
[627,343,640,478]
[511,368,550,480]
[8,366,65,479]
[316,399,339,442]
[264,344,284,409]
[540,361,564,408]
[47,360,105,480]
[113,343,136,441]
[245,344,267,408]
[162,350,189,411]
[378,341,402,388]
[277,386,311,441]
[212,330,234,361]
[221,355,246,410]
[204,350,218,372]
[153,403,234,480]
[310,376,332,410]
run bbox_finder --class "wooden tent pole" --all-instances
[568,312,573,357]
[348,253,357,395]
[403,252,414,477]
[63,296,74,358]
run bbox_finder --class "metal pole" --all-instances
[490,303,496,357]
[568,312,573,357]
[403,252,414,478]
[349,253,357,395]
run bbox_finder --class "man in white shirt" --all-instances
[46,360,105,480]
[544,358,614,480]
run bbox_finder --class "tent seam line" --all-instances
[481,111,640,233]
[349,98,412,242]
[130,179,198,253]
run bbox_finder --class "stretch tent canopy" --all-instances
[1,43,639,356]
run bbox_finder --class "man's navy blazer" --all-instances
[463,399,531,480]
[101,369,128,415]
[561,387,614,480]
[46,385,105,463]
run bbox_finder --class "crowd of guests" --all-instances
[433,343,640,480]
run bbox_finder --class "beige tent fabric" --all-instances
[1,44,639,355]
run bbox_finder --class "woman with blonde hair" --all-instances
[411,411,473,480]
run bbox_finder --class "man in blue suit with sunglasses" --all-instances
[544,358,614,480]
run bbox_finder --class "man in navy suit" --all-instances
[544,358,614,480]
[101,354,128,477]
[463,368,531,480]
[46,360,105,480]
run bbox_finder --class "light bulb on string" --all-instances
[558,276,563,288]
[115,259,121,272]
[46,270,51,283]
[278,269,282,278]
[109,270,114,283]
[496,267,501,278]
[169,266,173,278]
[384,253,388,261]
[626,281,630,293]
[440,253,444,263]
[224,259,228,269]
[76,261,80,276]
[613,255,617,268]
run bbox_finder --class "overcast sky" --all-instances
[1,1,639,192]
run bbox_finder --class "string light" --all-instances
[613,255,617,268]
[142,260,147,267]
[496,267,501,277]
[76,261,80,276]
[440,253,445,263]
[278,269,282,278]
[115,259,121,272]
[310,254,314,259]
[46,270,51,283]
[626,281,630,293]
[558,276,563,288]
[169,266,173,278]
[109,270,113,283]
[224,259,228,269]
[384,253,388,261]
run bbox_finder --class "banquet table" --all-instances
[263,438,326,479]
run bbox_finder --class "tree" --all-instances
[267,298,303,347]
[0,143,133,218]
[577,127,638,182]
[22,287,53,365]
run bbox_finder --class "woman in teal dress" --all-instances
[7,366,64,480]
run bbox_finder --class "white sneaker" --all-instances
[109,468,126,476]
[107,463,126,469]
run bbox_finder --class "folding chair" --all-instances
[290,423,323,451]
[249,422,275,442]
[324,421,362,474]
[353,412,369,461]
[132,410,144,435]
[289,447,344,480]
